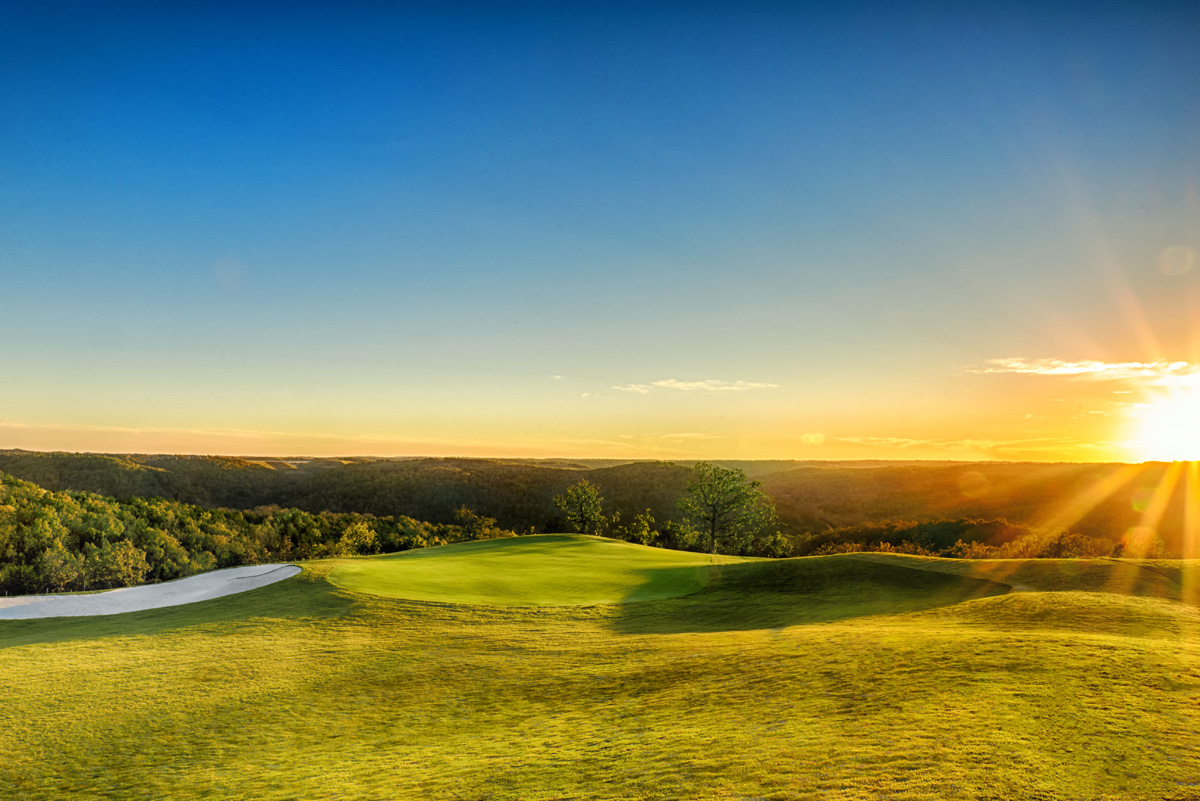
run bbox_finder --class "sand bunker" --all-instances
[0,563,301,620]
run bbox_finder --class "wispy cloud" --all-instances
[659,432,726,441]
[838,436,949,449]
[972,357,1195,382]
[613,378,779,394]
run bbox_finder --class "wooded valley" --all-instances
[1,450,1190,595]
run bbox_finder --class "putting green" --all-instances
[326,534,753,606]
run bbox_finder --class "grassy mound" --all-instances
[3,551,1199,800]
[614,553,1011,633]
[862,552,1200,602]
[327,534,753,606]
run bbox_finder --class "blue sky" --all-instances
[2,1,1198,459]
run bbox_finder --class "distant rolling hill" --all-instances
[761,461,1192,552]
[0,451,1193,555]
[0,450,358,508]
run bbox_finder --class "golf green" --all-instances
[326,534,753,606]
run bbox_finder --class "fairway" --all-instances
[327,534,752,606]
[4,550,1200,800]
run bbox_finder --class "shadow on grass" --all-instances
[613,554,1012,634]
[0,570,359,650]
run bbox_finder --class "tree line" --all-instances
[549,465,1134,560]
[554,463,790,557]
[0,453,1179,597]
[0,453,1183,555]
[0,471,511,596]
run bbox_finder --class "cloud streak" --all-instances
[613,378,779,394]
[972,357,1196,382]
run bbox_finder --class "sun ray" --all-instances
[1183,462,1200,606]
[1093,461,1184,599]
[1186,462,1200,558]
[1033,463,1145,541]
[1048,153,1167,363]
[1124,460,1183,557]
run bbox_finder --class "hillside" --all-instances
[1,452,1194,557]
[763,461,1191,552]
[0,450,358,507]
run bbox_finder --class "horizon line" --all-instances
[0,446,1156,466]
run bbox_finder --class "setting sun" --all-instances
[1132,390,1200,462]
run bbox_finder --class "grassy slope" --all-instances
[3,550,1200,800]
[327,534,753,606]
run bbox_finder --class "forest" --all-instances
[0,450,1187,595]
[0,471,511,595]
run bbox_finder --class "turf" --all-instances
[3,543,1200,800]
[327,534,753,606]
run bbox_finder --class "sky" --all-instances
[2,1,1199,462]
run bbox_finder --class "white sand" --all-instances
[0,563,301,620]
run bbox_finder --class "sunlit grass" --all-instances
[2,551,1199,800]
[327,534,753,606]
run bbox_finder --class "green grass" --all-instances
[327,534,753,606]
[3,539,1200,800]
